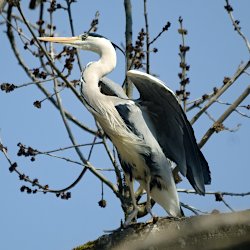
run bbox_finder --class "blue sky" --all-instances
[0,1,250,250]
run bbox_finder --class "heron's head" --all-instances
[38,33,123,56]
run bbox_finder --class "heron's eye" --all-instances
[81,33,88,41]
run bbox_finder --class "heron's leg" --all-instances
[124,177,139,226]
[145,176,155,218]
[135,185,144,200]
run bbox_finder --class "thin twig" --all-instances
[196,105,241,132]
[16,5,87,108]
[190,60,250,125]
[87,136,98,161]
[37,151,85,166]
[221,197,235,212]
[199,85,250,148]
[1,12,40,48]
[215,100,250,118]
[204,109,216,122]
[0,137,81,194]
[143,0,150,74]
[215,99,250,109]
[1,10,47,33]
[225,0,250,53]
[5,5,96,134]
[234,109,250,118]
[40,142,103,154]
[178,188,250,197]
[186,91,217,112]
[102,137,123,190]
[86,11,100,34]
[14,77,57,88]
[180,202,209,215]
[178,17,190,112]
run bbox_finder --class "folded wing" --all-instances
[127,70,211,194]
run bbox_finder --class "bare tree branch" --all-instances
[225,0,250,53]
[124,0,133,98]
[190,60,250,125]
[215,100,250,118]
[143,0,150,74]
[177,17,190,112]
[180,202,209,215]
[178,188,250,197]
[66,0,82,71]
[199,85,250,148]
[5,4,96,134]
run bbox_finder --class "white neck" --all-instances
[83,40,116,86]
[81,41,117,109]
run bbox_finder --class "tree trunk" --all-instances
[73,210,250,250]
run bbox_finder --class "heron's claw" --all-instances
[123,207,139,227]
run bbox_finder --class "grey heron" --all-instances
[38,33,211,224]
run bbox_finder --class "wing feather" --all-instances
[99,77,128,99]
[127,70,211,194]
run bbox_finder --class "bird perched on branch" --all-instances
[38,33,211,225]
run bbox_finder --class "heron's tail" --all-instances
[150,177,182,217]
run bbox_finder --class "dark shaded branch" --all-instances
[148,22,170,46]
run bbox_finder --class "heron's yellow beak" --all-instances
[38,36,79,44]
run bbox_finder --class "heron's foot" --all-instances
[146,202,154,217]
[123,207,139,227]
[146,215,159,224]
[145,199,158,223]
[146,207,158,223]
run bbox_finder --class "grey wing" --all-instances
[99,77,128,99]
[127,70,211,194]
[114,102,157,178]
[98,78,159,182]
[98,78,139,178]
